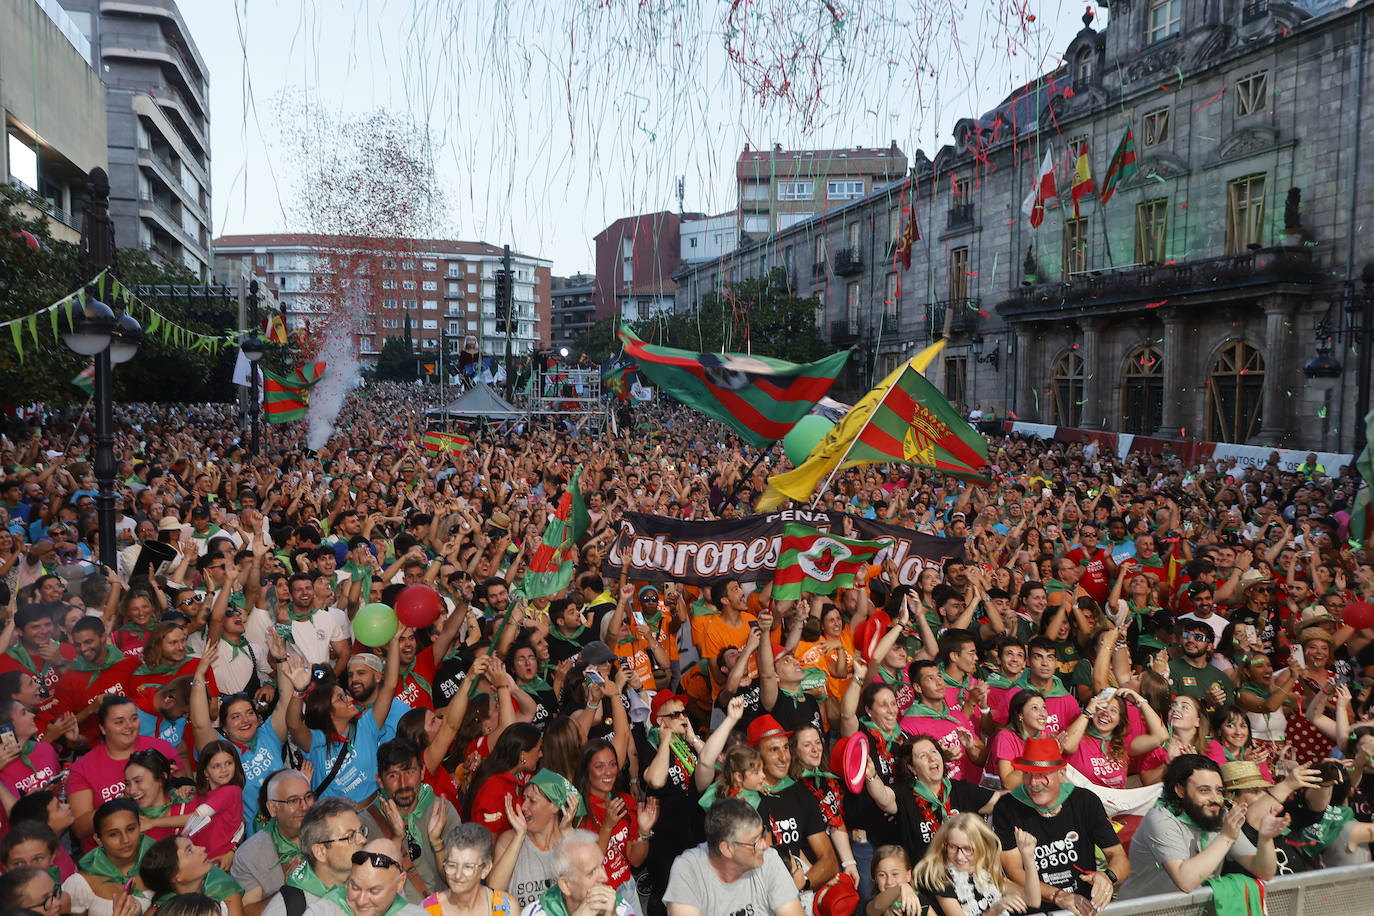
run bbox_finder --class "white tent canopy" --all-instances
[427,383,525,419]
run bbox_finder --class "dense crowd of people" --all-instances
[0,378,1371,916]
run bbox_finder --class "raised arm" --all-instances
[694,696,745,793]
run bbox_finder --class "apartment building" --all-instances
[551,273,595,352]
[737,142,909,237]
[1,0,108,243]
[60,0,212,277]
[214,234,553,366]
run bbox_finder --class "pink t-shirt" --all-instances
[987,684,1019,726]
[900,708,983,784]
[988,729,1027,774]
[193,784,246,858]
[1040,693,1081,737]
[1204,740,1274,783]
[0,741,60,799]
[1067,735,1128,788]
[69,737,179,850]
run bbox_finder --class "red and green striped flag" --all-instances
[72,362,95,396]
[841,361,988,481]
[773,523,890,600]
[262,361,326,424]
[422,431,470,453]
[1099,127,1139,205]
[1348,409,1374,548]
[619,325,850,449]
[522,466,590,598]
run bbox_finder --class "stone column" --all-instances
[1078,318,1108,431]
[1156,309,1187,438]
[1256,295,1296,445]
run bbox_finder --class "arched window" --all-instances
[1050,350,1084,427]
[1206,340,1264,443]
[1121,346,1163,435]
[1074,48,1093,87]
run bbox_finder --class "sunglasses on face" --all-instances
[352,850,402,870]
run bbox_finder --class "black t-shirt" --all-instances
[547,629,593,664]
[433,656,469,705]
[756,780,827,866]
[991,788,1119,904]
[632,725,705,856]
[896,780,996,863]
[767,688,823,735]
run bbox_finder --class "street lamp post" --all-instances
[244,280,265,455]
[1349,264,1374,454]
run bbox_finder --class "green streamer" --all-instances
[10,321,23,360]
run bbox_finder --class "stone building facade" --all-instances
[673,0,1374,454]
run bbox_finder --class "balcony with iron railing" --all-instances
[999,247,1321,317]
[7,179,80,230]
[829,318,862,346]
[833,248,864,277]
[927,298,981,338]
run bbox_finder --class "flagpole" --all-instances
[1097,200,1116,268]
[721,449,771,512]
[808,430,864,510]
[63,395,95,456]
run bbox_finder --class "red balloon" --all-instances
[394,585,442,628]
[1344,600,1374,631]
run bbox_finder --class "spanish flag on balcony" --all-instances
[1070,149,1095,219]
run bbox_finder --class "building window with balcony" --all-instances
[888,206,902,247]
[1050,350,1084,427]
[1121,346,1164,435]
[1063,218,1088,277]
[448,321,461,335]
[1207,340,1264,443]
[846,222,861,251]
[827,180,865,200]
[846,281,861,329]
[814,235,828,270]
[1135,198,1168,264]
[1226,173,1266,253]
[1146,0,1181,43]
[779,181,814,201]
[884,272,899,320]
[943,356,968,413]
[1143,107,1170,146]
[1074,48,1092,88]
[1235,70,1268,117]
[948,246,969,300]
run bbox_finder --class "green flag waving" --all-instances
[523,467,590,598]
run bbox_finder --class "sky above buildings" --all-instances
[189,0,1104,273]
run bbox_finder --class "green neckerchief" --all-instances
[1160,798,1214,851]
[763,776,796,794]
[779,684,807,701]
[799,766,837,780]
[1238,682,1272,699]
[70,644,126,692]
[134,659,181,676]
[1010,782,1074,815]
[875,666,907,692]
[982,669,1018,690]
[910,775,953,808]
[535,881,621,916]
[11,739,38,773]
[398,659,433,698]
[5,643,51,681]
[153,867,241,905]
[381,783,437,844]
[79,835,154,883]
[1219,742,1248,763]
[548,624,586,645]
[265,818,304,867]
[860,715,903,748]
[221,633,252,662]
[286,861,334,898]
[697,782,761,811]
[118,620,156,640]
[518,675,554,697]
[939,664,974,707]
[1085,725,1113,763]
[1013,672,1070,698]
[286,607,315,623]
[646,726,697,777]
[140,799,174,819]
[1045,578,1074,593]
[906,697,959,724]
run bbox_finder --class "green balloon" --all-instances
[783,414,835,466]
[354,602,398,647]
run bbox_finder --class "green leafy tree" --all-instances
[666,268,826,363]
[375,336,417,382]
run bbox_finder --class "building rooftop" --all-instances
[737,143,908,180]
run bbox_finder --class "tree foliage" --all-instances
[374,337,417,382]
[0,186,225,408]
[654,268,827,363]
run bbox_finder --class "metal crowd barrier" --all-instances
[1094,864,1374,916]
